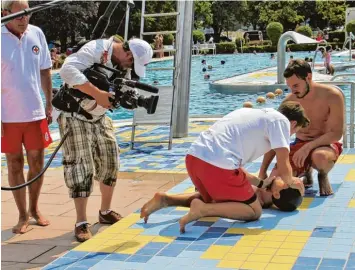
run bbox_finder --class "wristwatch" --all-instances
[257,180,264,188]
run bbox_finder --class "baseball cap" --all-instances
[128,38,153,78]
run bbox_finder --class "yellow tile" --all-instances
[114,234,138,240]
[253,248,277,255]
[217,260,244,269]
[121,228,144,235]
[271,256,297,264]
[247,254,273,263]
[266,263,293,270]
[266,230,290,236]
[102,239,127,247]
[346,169,355,181]
[241,262,268,270]
[91,232,116,240]
[235,240,260,247]
[201,245,232,259]
[244,229,268,235]
[152,236,176,243]
[289,231,312,237]
[298,198,314,210]
[349,200,355,208]
[226,228,248,234]
[258,241,282,248]
[243,235,265,241]
[175,207,189,211]
[276,249,301,256]
[224,253,249,261]
[73,239,107,251]
[285,236,309,243]
[263,235,286,242]
[95,245,119,253]
[198,217,219,222]
[280,242,305,249]
[229,246,255,254]
[114,242,147,254]
[133,235,155,242]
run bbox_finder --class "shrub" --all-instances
[163,34,174,45]
[346,20,355,36]
[193,30,205,43]
[266,22,284,46]
[296,25,312,37]
[216,42,236,53]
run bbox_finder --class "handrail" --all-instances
[314,79,355,148]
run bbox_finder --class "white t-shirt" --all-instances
[188,108,291,170]
[1,25,52,123]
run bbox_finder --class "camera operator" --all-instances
[58,36,153,242]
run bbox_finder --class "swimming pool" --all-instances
[50,51,352,129]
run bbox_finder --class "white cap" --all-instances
[128,38,153,78]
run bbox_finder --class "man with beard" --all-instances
[259,59,345,196]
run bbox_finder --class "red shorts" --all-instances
[185,154,256,204]
[1,119,52,154]
[289,138,343,175]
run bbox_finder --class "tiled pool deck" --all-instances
[3,119,355,270]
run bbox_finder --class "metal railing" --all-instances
[315,74,355,148]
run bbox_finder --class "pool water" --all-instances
[50,51,352,131]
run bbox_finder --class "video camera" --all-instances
[71,64,159,114]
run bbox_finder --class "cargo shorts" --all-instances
[58,114,119,198]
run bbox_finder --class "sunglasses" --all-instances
[3,9,31,20]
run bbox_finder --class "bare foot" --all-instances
[30,211,50,226]
[303,168,314,189]
[140,192,168,223]
[179,198,204,234]
[12,216,29,234]
[318,173,333,196]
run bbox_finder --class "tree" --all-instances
[194,1,212,29]
[259,1,304,31]
[210,1,248,42]
[315,0,346,28]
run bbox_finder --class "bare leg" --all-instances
[6,153,29,234]
[74,197,89,223]
[311,147,337,196]
[26,149,49,226]
[140,192,202,223]
[179,198,262,233]
[302,168,313,188]
[100,182,114,211]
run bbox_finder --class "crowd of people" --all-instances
[1,0,346,244]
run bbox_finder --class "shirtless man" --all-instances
[259,59,344,196]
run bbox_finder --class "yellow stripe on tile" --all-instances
[275,249,301,256]
[266,230,290,236]
[266,263,293,270]
[271,255,298,264]
[241,261,268,270]
[152,236,176,243]
[247,254,273,263]
[223,253,249,261]
[346,169,355,181]
[348,199,355,208]
[217,260,244,269]
[73,239,108,252]
[298,197,314,210]
[114,242,147,254]
[289,231,312,237]
[201,245,232,260]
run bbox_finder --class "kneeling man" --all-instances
[141,101,309,232]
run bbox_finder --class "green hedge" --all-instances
[328,31,345,42]
[216,42,236,53]
[193,30,205,43]
[163,34,174,45]
[266,22,284,46]
[235,37,245,48]
[240,42,343,53]
[296,26,312,37]
[346,20,355,36]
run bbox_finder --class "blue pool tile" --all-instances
[346,261,355,268]
[299,250,325,258]
[136,248,160,256]
[207,227,228,233]
[126,255,152,263]
[174,237,196,243]
[104,253,130,261]
[84,252,109,260]
[177,250,204,258]
[43,265,70,270]
[51,257,79,266]
[221,233,243,240]
[62,251,89,259]
[323,251,350,259]
[193,259,219,267]
[348,253,355,260]
[157,249,184,257]
[314,226,337,232]
[193,221,215,227]
[165,243,190,250]
[318,267,340,270]
[148,256,174,266]
[311,231,334,238]
[320,258,346,267]
[186,244,210,251]
[72,258,101,268]
[143,242,168,250]
[292,266,318,270]
[295,257,321,266]
[89,260,125,270]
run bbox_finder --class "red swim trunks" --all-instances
[1,119,52,154]
[185,154,256,204]
[289,138,343,176]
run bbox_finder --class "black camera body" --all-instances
[52,64,159,119]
